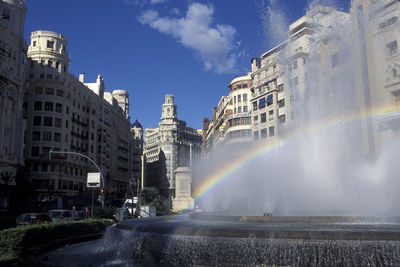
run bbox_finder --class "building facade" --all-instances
[144,95,202,198]
[351,0,400,156]
[22,30,140,208]
[0,0,26,209]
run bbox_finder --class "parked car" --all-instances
[0,210,16,230]
[73,211,86,221]
[47,209,73,222]
[16,213,52,226]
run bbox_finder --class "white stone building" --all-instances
[0,0,26,209]
[351,0,400,156]
[144,95,202,198]
[23,30,141,208]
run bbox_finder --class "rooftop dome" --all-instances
[132,119,142,129]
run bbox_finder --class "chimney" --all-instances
[79,73,85,83]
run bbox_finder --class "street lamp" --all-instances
[49,149,105,208]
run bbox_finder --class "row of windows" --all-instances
[232,93,248,104]
[33,116,62,128]
[254,126,275,140]
[233,83,248,90]
[254,110,274,125]
[227,129,252,140]
[253,95,273,110]
[34,101,63,112]
[35,87,64,97]
[228,117,251,127]
[32,131,62,142]
[233,106,248,114]
[32,178,84,192]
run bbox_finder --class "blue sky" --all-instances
[24,0,350,130]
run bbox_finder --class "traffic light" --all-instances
[100,187,104,195]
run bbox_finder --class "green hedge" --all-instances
[0,219,114,260]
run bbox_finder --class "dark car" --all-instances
[0,210,16,230]
[16,213,52,226]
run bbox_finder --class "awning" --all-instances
[259,97,265,109]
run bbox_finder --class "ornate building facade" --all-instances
[144,95,202,198]
[22,30,142,208]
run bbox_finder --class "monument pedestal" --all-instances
[172,167,194,212]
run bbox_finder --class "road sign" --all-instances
[87,172,100,187]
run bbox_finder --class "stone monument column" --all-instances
[172,167,194,212]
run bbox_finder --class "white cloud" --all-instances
[150,0,167,4]
[124,0,167,6]
[138,3,237,73]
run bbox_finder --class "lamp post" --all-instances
[49,149,105,209]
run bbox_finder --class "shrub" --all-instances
[93,205,117,219]
[0,219,114,260]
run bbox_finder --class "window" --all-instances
[234,96,236,103]
[238,106,242,113]
[294,77,299,86]
[32,131,40,141]
[56,89,63,97]
[45,88,54,95]
[31,147,40,157]
[244,106,248,112]
[278,84,284,92]
[267,95,273,106]
[386,41,398,57]
[65,120,68,128]
[43,131,52,141]
[47,40,54,49]
[254,131,259,141]
[44,102,53,111]
[261,113,266,123]
[243,93,247,101]
[54,133,61,142]
[56,103,62,113]
[289,63,292,71]
[33,41,36,47]
[269,126,275,137]
[48,60,53,67]
[55,118,61,128]
[234,108,236,113]
[2,9,10,20]
[261,128,267,139]
[278,99,285,108]
[242,117,250,125]
[269,110,274,121]
[34,101,42,111]
[35,87,43,94]
[43,117,52,127]
[293,60,297,69]
[253,115,259,126]
[279,114,286,124]
[33,116,41,126]
[379,17,398,29]
[66,106,69,114]
[238,95,241,102]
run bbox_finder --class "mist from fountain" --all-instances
[193,0,400,217]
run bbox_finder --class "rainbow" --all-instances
[193,104,400,200]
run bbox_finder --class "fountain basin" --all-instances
[38,213,400,266]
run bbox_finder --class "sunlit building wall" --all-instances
[23,30,138,206]
[351,0,400,156]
